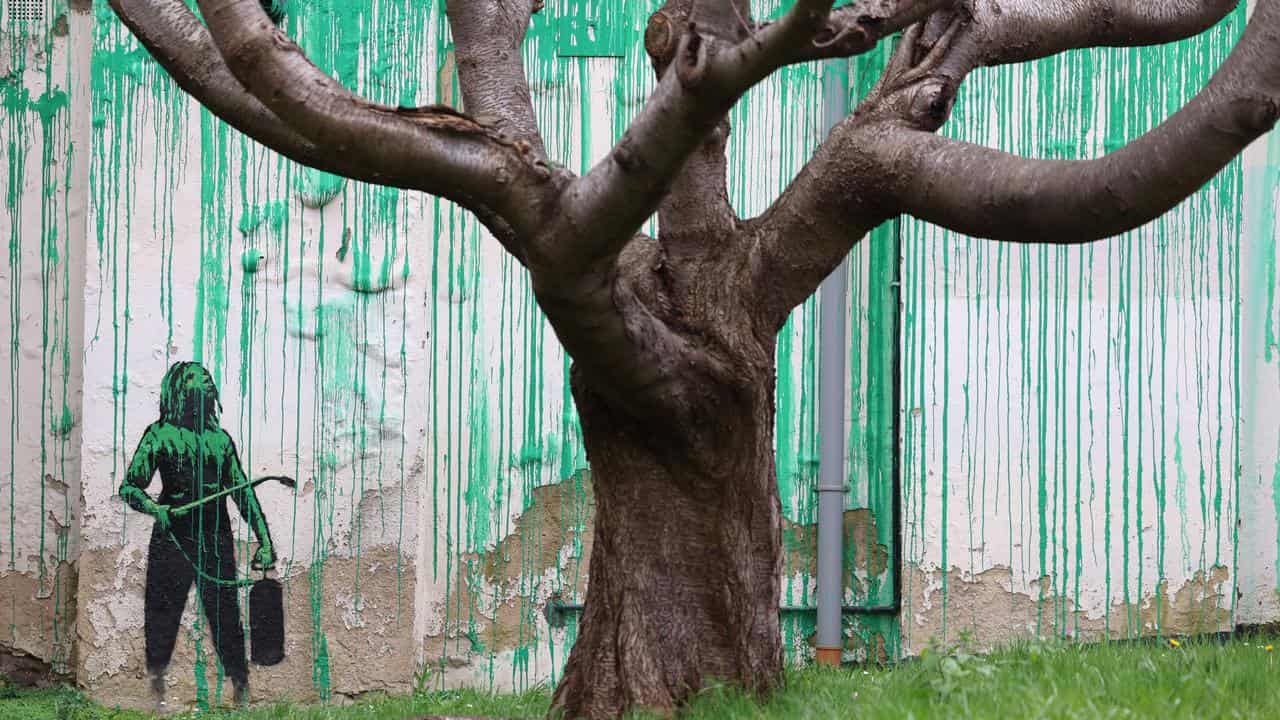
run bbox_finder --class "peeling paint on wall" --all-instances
[1,1,84,677]
[80,0,427,709]
[899,8,1252,649]
[1238,0,1280,626]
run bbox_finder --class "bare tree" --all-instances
[107,0,1279,717]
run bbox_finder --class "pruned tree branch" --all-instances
[750,0,1267,328]
[746,18,964,328]
[107,0,418,187]
[654,0,951,244]
[937,0,1241,75]
[778,0,954,63]
[515,1,756,427]
[745,146,893,331]
[885,0,1278,243]
[192,0,563,252]
[648,0,742,246]
[446,0,547,155]
[544,0,943,272]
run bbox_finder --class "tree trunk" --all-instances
[550,360,783,719]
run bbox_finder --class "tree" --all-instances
[107,0,1279,717]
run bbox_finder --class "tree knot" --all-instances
[1241,97,1280,137]
[646,11,678,65]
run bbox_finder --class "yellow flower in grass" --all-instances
[1169,638,1181,648]
[1266,645,1274,652]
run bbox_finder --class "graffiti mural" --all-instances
[119,361,286,709]
[1,0,1279,713]
[68,1,897,707]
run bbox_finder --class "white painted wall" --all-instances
[0,7,88,674]
[899,25,1254,648]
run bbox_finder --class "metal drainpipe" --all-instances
[814,57,850,667]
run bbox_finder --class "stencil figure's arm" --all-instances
[224,436,273,559]
[119,426,166,520]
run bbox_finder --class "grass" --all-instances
[669,634,1280,720]
[4,634,1280,719]
[0,684,551,720]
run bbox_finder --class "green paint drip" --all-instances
[5,4,78,667]
[899,8,1247,644]
[70,0,1262,694]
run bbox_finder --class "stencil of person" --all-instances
[119,361,276,711]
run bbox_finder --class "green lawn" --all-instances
[5,634,1280,719]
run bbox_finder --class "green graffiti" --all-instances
[899,8,1247,645]
[4,4,77,672]
[119,362,283,711]
[67,0,1269,703]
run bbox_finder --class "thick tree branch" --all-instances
[546,0,934,275]
[749,0,1263,327]
[108,0,416,187]
[778,0,955,63]
[109,0,538,248]
[513,1,766,431]
[940,0,1240,74]
[192,0,563,247]
[746,19,963,328]
[886,0,1279,243]
[648,1,950,246]
[745,139,893,331]
[647,0,744,246]
[446,0,547,155]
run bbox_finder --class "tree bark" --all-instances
[551,354,783,720]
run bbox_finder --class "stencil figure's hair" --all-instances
[158,362,221,430]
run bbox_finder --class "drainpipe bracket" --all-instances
[544,595,582,629]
